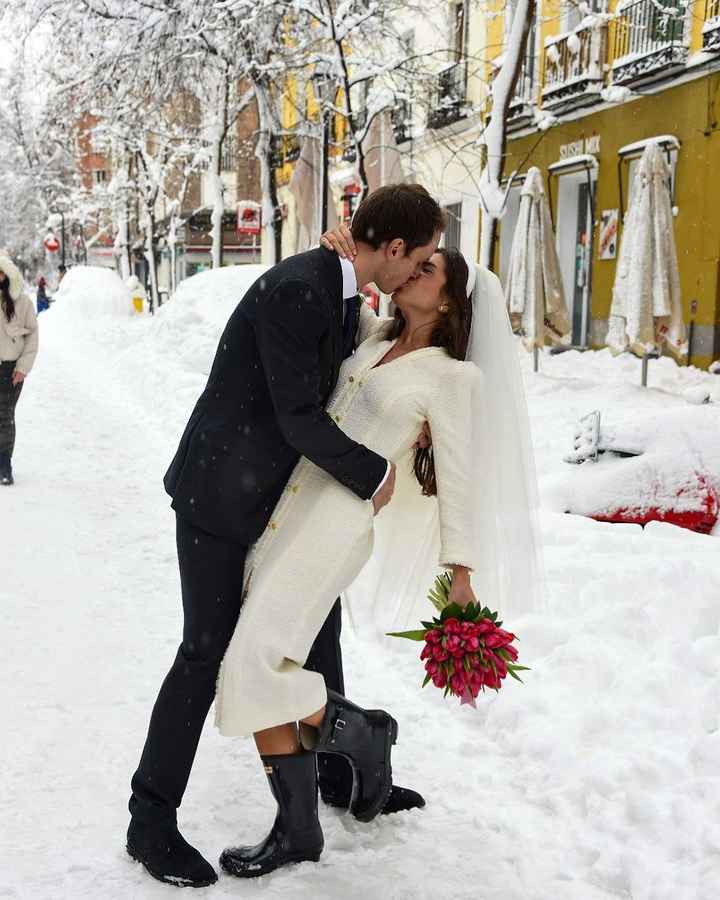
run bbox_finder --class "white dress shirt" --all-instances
[336,255,391,498]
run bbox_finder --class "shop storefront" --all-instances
[499,73,720,368]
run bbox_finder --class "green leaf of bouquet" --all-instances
[507,669,525,683]
[386,630,428,641]
[421,621,435,630]
[422,673,431,688]
[440,602,464,622]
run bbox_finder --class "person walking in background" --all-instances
[36,277,50,314]
[0,255,39,486]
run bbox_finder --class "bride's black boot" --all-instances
[302,690,398,823]
[220,751,323,879]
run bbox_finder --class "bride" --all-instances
[215,232,541,879]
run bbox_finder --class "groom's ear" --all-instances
[387,238,406,259]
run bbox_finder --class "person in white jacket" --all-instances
[0,255,39,485]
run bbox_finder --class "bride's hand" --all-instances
[448,566,476,609]
[320,223,357,260]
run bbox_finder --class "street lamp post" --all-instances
[312,63,333,236]
[59,209,66,267]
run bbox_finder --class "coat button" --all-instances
[270,522,277,530]
[292,485,299,493]
[334,415,341,423]
[349,375,355,382]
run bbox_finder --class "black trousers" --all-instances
[130,514,348,825]
[0,361,23,457]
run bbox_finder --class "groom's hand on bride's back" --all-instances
[372,462,396,516]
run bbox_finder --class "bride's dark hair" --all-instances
[386,247,473,497]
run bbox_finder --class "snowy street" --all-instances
[2,299,720,899]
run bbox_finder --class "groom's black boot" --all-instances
[303,690,398,823]
[220,751,324,879]
[126,818,218,887]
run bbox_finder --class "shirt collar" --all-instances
[338,255,358,300]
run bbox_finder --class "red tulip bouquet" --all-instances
[388,572,528,707]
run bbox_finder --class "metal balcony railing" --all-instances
[392,100,413,144]
[505,62,537,130]
[542,25,607,111]
[427,63,467,130]
[703,0,720,52]
[612,0,688,84]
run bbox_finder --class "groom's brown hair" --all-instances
[351,184,446,255]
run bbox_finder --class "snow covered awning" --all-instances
[548,153,599,175]
[618,135,681,159]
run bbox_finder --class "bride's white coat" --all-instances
[215,323,480,737]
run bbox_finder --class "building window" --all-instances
[443,202,462,250]
[94,170,108,184]
[453,1,467,60]
[221,136,237,172]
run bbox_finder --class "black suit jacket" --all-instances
[164,247,387,544]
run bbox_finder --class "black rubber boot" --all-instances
[220,751,323,879]
[319,752,426,816]
[0,451,12,486]
[126,818,218,888]
[303,690,398,823]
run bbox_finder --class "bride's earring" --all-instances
[438,304,449,313]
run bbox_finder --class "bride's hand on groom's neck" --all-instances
[320,224,357,260]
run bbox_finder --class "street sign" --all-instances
[237,201,261,236]
[44,234,61,253]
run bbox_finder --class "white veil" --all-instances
[345,263,544,635]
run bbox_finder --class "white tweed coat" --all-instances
[215,316,480,737]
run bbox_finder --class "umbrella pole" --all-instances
[641,354,649,387]
[533,345,539,373]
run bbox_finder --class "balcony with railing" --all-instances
[704,0,720,52]
[611,0,688,86]
[427,63,467,130]
[392,99,413,144]
[506,63,537,132]
[542,25,607,112]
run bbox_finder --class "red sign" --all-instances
[44,234,61,253]
[237,202,261,236]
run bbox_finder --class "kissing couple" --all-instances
[126,183,540,887]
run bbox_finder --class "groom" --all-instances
[127,183,447,887]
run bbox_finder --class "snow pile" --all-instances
[525,347,720,534]
[168,264,268,332]
[54,265,133,319]
[141,265,268,388]
[66,264,268,435]
[565,407,719,526]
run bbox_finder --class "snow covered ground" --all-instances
[2,274,720,899]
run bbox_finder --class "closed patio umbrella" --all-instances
[505,166,570,370]
[606,141,687,385]
[289,135,337,253]
[362,110,404,195]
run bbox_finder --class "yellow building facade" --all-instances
[486,0,720,367]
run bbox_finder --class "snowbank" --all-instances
[152,264,268,375]
[564,406,720,530]
[54,265,132,319]
[5,290,720,899]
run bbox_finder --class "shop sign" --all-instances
[559,135,601,159]
[599,209,618,260]
[237,201,261,236]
